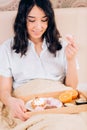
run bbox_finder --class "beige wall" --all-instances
[54,8,87,84]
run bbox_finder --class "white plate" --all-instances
[25,97,63,112]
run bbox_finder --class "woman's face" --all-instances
[26,5,48,42]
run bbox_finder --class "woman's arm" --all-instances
[65,35,79,89]
[0,76,29,121]
[65,59,78,89]
[0,76,12,105]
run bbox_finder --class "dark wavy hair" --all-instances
[13,0,62,56]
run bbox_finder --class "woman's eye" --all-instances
[42,18,48,22]
[28,19,35,22]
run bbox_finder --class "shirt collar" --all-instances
[28,38,47,50]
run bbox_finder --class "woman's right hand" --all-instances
[7,97,29,121]
[0,76,29,121]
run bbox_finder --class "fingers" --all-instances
[18,111,30,121]
[14,112,29,121]
[66,43,78,54]
[65,34,79,61]
[11,98,30,121]
[17,102,30,121]
[20,100,27,113]
[66,34,75,45]
[13,106,30,121]
[19,100,30,120]
[66,34,79,49]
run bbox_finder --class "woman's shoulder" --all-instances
[0,37,14,50]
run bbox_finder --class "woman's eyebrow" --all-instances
[27,15,47,18]
[27,16,35,18]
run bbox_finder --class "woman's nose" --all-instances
[35,21,42,29]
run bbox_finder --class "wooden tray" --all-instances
[27,104,87,117]
[22,90,87,116]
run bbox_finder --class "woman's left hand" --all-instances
[65,35,78,61]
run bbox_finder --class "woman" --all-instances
[0,0,78,121]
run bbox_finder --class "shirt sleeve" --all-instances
[0,43,12,77]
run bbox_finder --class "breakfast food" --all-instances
[25,97,63,111]
[46,97,63,108]
[58,92,72,103]
[68,90,78,99]
[31,97,46,109]
[58,90,78,103]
